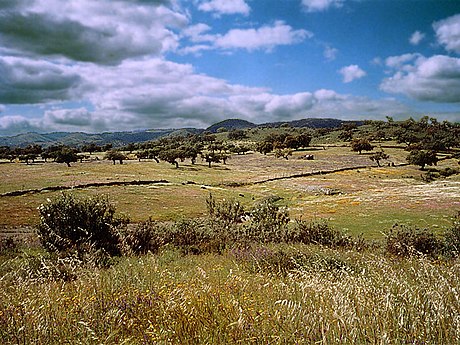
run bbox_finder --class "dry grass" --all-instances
[1,246,459,344]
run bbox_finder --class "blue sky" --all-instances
[1,0,460,135]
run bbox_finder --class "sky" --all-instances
[1,0,460,136]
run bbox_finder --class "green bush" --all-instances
[242,200,290,243]
[290,220,353,248]
[443,213,460,258]
[385,224,442,258]
[206,194,245,228]
[37,193,129,256]
[119,219,167,255]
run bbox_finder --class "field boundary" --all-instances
[221,163,410,187]
[0,179,169,197]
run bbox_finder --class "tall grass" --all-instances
[1,246,459,344]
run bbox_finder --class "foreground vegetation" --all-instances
[2,246,460,344]
[1,116,459,343]
[1,193,460,344]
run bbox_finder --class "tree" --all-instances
[81,143,101,155]
[159,149,181,168]
[202,152,221,167]
[351,138,374,154]
[369,151,389,167]
[55,147,79,167]
[407,150,438,170]
[228,129,247,140]
[105,150,127,165]
[274,148,292,160]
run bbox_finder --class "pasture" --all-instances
[1,140,460,344]
[1,145,459,238]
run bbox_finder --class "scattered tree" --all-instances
[351,138,374,154]
[369,151,389,167]
[407,150,438,170]
[105,150,127,165]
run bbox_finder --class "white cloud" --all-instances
[301,0,344,12]
[0,115,42,135]
[180,21,312,54]
[0,56,82,104]
[385,53,420,69]
[44,108,92,127]
[381,54,460,103]
[323,45,338,61]
[339,65,367,83]
[198,0,250,16]
[409,31,425,45]
[0,0,188,64]
[214,21,312,51]
[433,14,460,54]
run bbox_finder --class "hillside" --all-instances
[206,119,257,133]
[0,117,363,147]
[0,129,195,148]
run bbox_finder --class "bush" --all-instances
[290,220,353,248]
[120,219,168,255]
[242,200,290,243]
[206,194,245,228]
[37,193,129,256]
[385,224,442,258]
[443,213,460,258]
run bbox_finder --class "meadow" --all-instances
[1,128,460,344]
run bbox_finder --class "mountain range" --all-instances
[0,118,357,147]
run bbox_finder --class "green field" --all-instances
[1,140,460,344]
[1,145,459,237]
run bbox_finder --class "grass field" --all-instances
[1,146,459,238]
[1,143,460,344]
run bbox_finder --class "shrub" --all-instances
[443,213,460,258]
[120,219,167,255]
[37,193,129,256]
[206,194,245,228]
[242,200,290,243]
[385,224,442,258]
[290,220,353,248]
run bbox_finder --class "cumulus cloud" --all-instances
[0,0,187,64]
[214,21,312,51]
[198,0,250,16]
[381,54,460,103]
[0,56,82,104]
[433,14,460,54]
[301,0,344,12]
[180,21,312,54]
[409,31,425,46]
[0,115,43,135]
[44,108,92,127]
[339,65,367,83]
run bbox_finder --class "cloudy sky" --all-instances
[1,0,460,135]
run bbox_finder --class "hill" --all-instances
[206,119,257,133]
[260,118,362,128]
[0,129,194,148]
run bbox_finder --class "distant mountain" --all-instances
[0,117,362,147]
[260,118,362,128]
[0,129,198,148]
[206,119,257,133]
